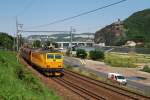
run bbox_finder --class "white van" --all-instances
[108,73,127,85]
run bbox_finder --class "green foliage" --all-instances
[44,41,59,48]
[89,50,104,60]
[76,49,87,59]
[124,9,150,47]
[0,50,60,100]
[52,42,58,48]
[105,53,150,68]
[104,53,150,68]
[33,40,41,48]
[44,41,52,47]
[141,65,150,73]
[115,37,128,46]
[0,32,13,50]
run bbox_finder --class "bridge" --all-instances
[56,41,94,48]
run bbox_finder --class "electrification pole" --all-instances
[70,27,73,54]
[70,27,76,56]
[16,17,23,52]
[13,34,16,51]
[16,17,19,52]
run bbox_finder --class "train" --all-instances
[21,47,64,76]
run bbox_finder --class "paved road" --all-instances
[64,56,82,67]
[64,56,150,95]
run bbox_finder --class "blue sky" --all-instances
[0,0,150,37]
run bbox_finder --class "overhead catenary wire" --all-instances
[17,0,35,17]
[26,0,127,28]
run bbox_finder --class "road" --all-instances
[64,56,150,95]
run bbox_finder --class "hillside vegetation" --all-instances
[0,50,60,100]
[95,9,150,47]
[124,9,150,47]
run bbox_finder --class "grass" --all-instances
[104,52,150,68]
[0,50,60,100]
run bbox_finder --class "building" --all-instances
[125,41,136,47]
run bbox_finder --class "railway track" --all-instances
[52,78,105,100]
[60,70,150,100]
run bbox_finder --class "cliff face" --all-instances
[94,20,125,46]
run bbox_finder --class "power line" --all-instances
[23,30,71,33]
[26,0,127,28]
[17,0,35,17]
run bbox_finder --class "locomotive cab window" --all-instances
[47,54,54,59]
[55,54,62,59]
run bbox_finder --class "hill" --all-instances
[94,20,125,45]
[94,9,150,47]
[27,33,94,42]
[124,9,150,47]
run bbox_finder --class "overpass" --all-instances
[56,41,94,48]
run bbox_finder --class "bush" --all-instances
[141,65,150,73]
[76,49,87,59]
[33,40,41,48]
[89,50,104,60]
[0,32,14,50]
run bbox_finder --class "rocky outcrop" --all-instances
[94,20,125,46]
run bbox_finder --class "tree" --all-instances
[89,50,104,60]
[52,42,59,48]
[44,41,51,47]
[33,40,41,48]
[44,41,59,48]
[76,49,87,59]
[0,32,13,50]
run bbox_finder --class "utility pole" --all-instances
[16,16,19,52]
[70,27,73,54]
[16,17,23,52]
[70,27,76,56]
[13,34,16,51]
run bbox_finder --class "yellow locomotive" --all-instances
[21,48,64,76]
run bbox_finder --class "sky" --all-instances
[0,0,150,37]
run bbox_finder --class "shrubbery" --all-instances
[76,49,87,59]
[33,40,41,48]
[141,65,150,73]
[89,50,104,60]
[0,32,14,50]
